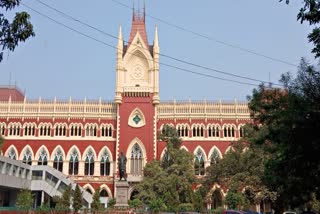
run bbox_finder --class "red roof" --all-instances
[0,87,25,101]
[128,10,149,49]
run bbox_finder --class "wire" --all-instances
[21,2,265,87]
[110,0,298,68]
[32,0,283,86]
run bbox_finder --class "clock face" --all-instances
[130,65,145,81]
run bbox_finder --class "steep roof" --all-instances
[127,10,149,48]
[0,86,25,101]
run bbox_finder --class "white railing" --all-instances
[157,100,250,119]
[0,98,117,119]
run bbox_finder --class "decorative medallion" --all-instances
[128,108,146,128]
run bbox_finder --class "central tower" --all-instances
[115,7,159,182]
[115,7,160,104]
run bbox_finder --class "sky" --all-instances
[0,0,315,101]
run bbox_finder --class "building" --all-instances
[0,9,251,209]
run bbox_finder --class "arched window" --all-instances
[194,149,205,176]
[208,125,220,137]
[100,149,110,176]
[22,148,32,165]
[101,125,112,137]
[0,123,6,135]
[69,149,79,175]
[7,148,16,160]
[85,149,94,175]
[86,188,93,194]
[39,124,51,136]
[38,148,48,165]
[223,125,236,138]
[192,125,204,137]
[70,124,82,137]
[85,124,97,137]
[55,124,67,136]
[177,124,189,137]
[100,189,108,197]
[211,189,223,209]
[239,126,245,138]
[9,123,20,136]
[24,123,36,136]
[131,143,143,176]
[53,149,63,172]
[210,149,220,165]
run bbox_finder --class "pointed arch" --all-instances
[83,184,95,194]
[82,146,97,161]
[20,145,34,165]
[51,146,65,172]
[128,108,146,128]
[180,145,189,151]
[225,146,234,154]
[35,145,49,165]
[208,146,223,165]
[67,146,80,175]
[5,145,18,160]
[194,146,206,176]
[159,148,167,160]
[98,147,112,176]
[83,146,96,176]
[99,184,112,199]
[126,138,146,176]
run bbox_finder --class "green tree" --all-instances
[0,134,3,152]
[73,184,83,212]
[16,188,33,211]
[224,191,245,210]
[136,125,196,212]
[0,0,35,62]
[247,59,320,211]
[91,187,103,213]
[55,184,71,211]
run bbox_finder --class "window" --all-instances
[39,124,51,136]
[177,124,189,137]
[101,125,112,137]
[239,126,245,138]
[22,148,32,165]
[208,125,220,137]
[130,143,143,176]
[100,149,110,176]
[23,123,36,136]
[84,149,94,175]
[194,149,205,176]
[38,148,48,165]
[192,125,204,137]
[55,124,67,136]
[85,124,97,137]
[0,123,6,135]
[9,123,20,136]
[100,189,108,197]
[7,148,16,160]
[69,149,79,175]
[53,149,63,172]
[210,148,220,165]
[70,124,82,137]
[223,125,235,138]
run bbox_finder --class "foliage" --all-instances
[203,142,276,206]
[0,0,35,62]
[16,188,33,211]
[73,184,83,212]
[0,134,3,152]
[224,191,245,210]
[247,59,320,210]
[281,0,320,58]
[128,198,143,209]
[91,187,103,212]
[107,198,116,208]
[55,184,72,211]
[136,124,196,212]
[36,200,51,212]
[177,203,194,212]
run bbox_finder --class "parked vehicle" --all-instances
[222,210,246,214]
[283,211,297,214]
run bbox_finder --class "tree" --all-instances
[0,0,35,62]
[16,188,33,211]
[281,0,320,58]
[0,134,3,152]
[247,59,320,211]
[203,142,276,210]
[73,184,83,212]
[91,187,103,213]
[135,125,196,212]
[55,184,71,211]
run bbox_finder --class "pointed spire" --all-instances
[154,25,159,48]
[117,25,123,49]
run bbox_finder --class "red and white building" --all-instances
[0,10,250,208]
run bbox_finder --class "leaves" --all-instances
[16,188,33,211]
[0,0,35,62]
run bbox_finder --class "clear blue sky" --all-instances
[0,0,315,101]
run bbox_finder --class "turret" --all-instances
[152,26,160,105]
[115,25,124,104]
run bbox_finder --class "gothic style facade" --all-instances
[0,10,250,208]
